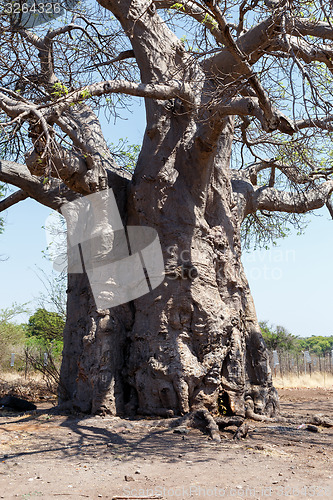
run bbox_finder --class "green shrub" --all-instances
[26,308,65,342]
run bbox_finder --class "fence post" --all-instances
[272,350,279,377]
[25,351,29,379]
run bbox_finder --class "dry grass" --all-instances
[273,372,333,389]
[0,371,55,402]
[2,371,333,405]
[0,371,44,383]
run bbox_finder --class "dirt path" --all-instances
[0,388,332,500]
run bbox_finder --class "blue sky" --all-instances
[242,210,333,337]
[1,99,333,338]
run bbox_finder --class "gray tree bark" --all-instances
[58,116,278,418]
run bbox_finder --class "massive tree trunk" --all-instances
[2,0,333,420]
[59,116,278,418]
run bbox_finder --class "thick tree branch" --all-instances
[0,91,34,119]
[295,116,333,132]
[0,79,193,133]
[48,80,194,115]
[0,92,52,158]
[15,27,43,49]
[98,0,193,84]
[54,105,131,196]
[252,181,333,214]
[326,198,333,219]
[206,14,333,76]
[1,78,193,132]
[289,17,333,41]
[202,1,282,130]
[0,92,130,195]
[16,26,57,86]
[53,105,132,189]
[0,160,78,210]
[204,15,280,75]
[212,97,295,135]
[277,35,333,68]
[0,190,28,212]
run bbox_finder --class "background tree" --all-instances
[300,335,333,372]
[0,304,28,369]
[260,321,298,352]
[300,336,332,356]
[1,0,333,418]
[26,308,65,342]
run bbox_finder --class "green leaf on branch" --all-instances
[170,3,185,11]
[51,82,69,98]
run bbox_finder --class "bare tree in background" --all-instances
[1,0,333,418]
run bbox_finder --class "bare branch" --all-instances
[202,1,282,130]
[296,116,333,132]
[75,79,193,104]
[46,80,194,119]
[154,0,224,44]
[204,15,280,74]
[85,50,135,70]
[0,189,28,213]
[0,91,31,119]
[238,0,260,35]
[45,23,93,40]
[278,35,333,66]
[247,159,310,185]
[15,27,43,50]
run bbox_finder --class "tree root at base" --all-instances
[232,421,249,440]
[245,408,276,422]
[171,410,252,442]
[170,406,282,442]
[309,415,333,427]
[193,409,222,442]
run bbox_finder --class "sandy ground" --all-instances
[0,388,332,500]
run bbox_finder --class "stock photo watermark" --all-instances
[46,188,165,309]
[0,0,78,28]
[243,249,296,281]
[123,484,332,498]
[45,189,298,308]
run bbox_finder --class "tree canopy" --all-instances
[0,0,333,226]
[260,321,297,351]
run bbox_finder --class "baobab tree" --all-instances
[1,0,333,419]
